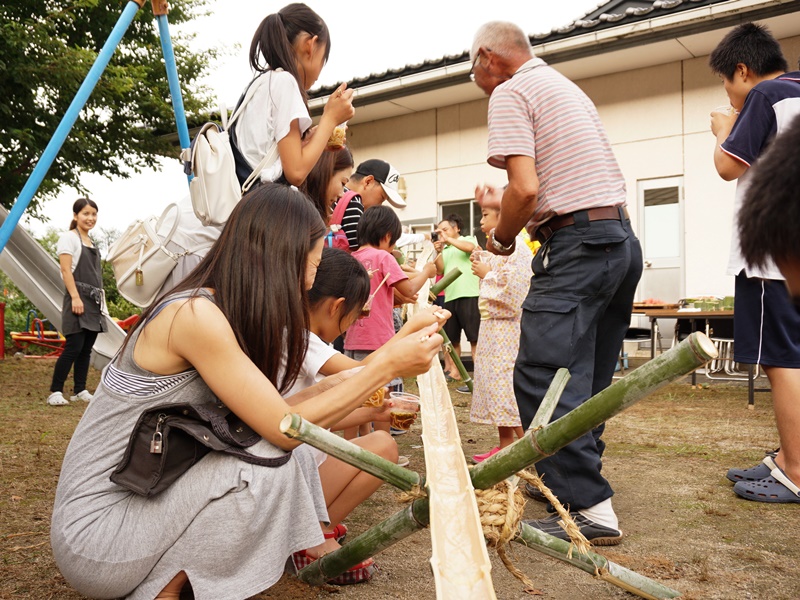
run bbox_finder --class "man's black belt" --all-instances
[535,205,629,244]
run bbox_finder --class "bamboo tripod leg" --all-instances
[529,367,570,430]
[514,523,680,599]
[295,499,432,586]
[470,332,718,490]
[279,414,422,492]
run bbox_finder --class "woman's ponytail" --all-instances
[248,3,331,106]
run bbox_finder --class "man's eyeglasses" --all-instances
[468,48,489,82]
[469,53,480,82]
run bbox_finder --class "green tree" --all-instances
[0,0,215,218]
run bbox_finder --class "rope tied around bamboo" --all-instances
[471,470,590,594]
[397,485,426,503]
[516,470,591,557]
[474,478,539,593]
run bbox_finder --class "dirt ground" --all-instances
[1,356,799,600]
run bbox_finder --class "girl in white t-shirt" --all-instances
[156,4,354,303]
[230,3,354,187]
[286,248,439,582]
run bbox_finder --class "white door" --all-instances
[637,176,684,304]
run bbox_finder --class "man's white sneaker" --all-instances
[47,392,69,406]
[70,390,93,402]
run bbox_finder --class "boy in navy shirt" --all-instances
[710,22,800,504]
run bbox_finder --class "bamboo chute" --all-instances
[415,355,496,598]
[279,243,716,598]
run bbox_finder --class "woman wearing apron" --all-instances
[47,198,106,406]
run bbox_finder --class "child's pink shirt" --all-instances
[344,246,407,351]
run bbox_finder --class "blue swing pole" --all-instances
[154,10,191,173]
[0,0,145,255]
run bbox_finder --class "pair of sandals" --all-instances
[727,452,800,503]
[290,523,377,585]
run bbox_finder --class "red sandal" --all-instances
[290,549,377,585]
[323,523,348,542]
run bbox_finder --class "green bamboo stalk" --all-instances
[279,414,422,491]
[425,267,474,391]
[428,268,462,300]
[529,367,570,430]
[296,498,432,585]
[514,522,680,599]
[439,328,473,391]
[470,332,717,490]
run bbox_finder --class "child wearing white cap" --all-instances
[331,159,406,251]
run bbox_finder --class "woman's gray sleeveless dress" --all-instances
[50,291,328,600]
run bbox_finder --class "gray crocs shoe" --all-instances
[523,512,623,546]
[726,454,777,483]
[733,465,800,504]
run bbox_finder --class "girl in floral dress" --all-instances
[469,199,533,463]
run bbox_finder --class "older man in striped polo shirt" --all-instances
[471,21,643,545]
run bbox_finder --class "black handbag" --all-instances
[110,402,292,497]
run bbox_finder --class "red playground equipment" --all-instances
[10,309,66,357]
[115,314,140,331]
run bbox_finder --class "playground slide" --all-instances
[0,206,125,370]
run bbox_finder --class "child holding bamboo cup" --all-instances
[344,206,437,438]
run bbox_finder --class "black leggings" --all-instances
[50,329,99,394]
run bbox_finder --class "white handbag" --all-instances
[106,203,183,308]
[181,76,279,227]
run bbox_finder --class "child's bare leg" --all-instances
[342,426,358,440]
[304,524,341,558]
[155,571,188,599]
[442,351,455,374]
[373,421,390,433]
[498,426,518,449]
[449,342,463,380]
[318,431,398,526]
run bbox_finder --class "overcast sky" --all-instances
[24,0,602,237]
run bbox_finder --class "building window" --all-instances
[438,200,485,247]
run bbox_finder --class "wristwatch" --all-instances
[488,228,515,253]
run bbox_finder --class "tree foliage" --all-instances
[0,0,215,217]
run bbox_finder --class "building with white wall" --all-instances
[309,0,800,305]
